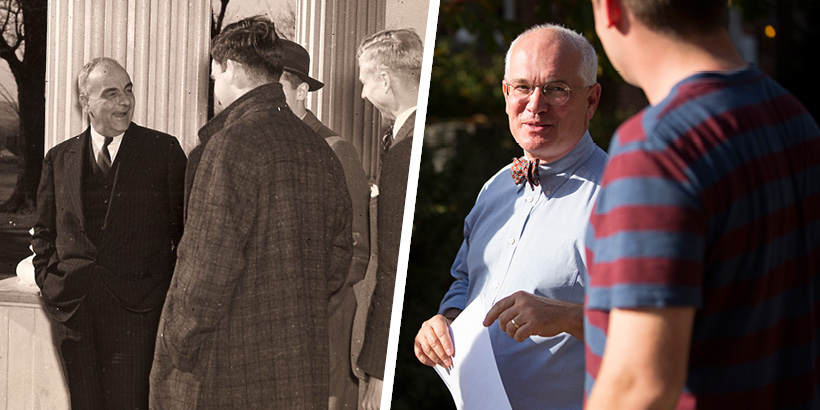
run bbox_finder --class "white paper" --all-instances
[434,296,513,410]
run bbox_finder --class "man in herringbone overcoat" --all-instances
[150,17,352,409]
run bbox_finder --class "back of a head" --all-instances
[212,16,283,83]
[357,29,424,82]
[623,0,728,37]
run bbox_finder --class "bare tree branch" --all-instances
[212,0,230,37]
[0,0,20,67]
[0,1,12,35]
[13,2,23,50]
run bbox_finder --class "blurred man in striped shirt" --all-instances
[585,1,820,409]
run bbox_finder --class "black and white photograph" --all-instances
[0,0,432,409]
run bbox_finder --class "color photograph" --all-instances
[394,0,820,409]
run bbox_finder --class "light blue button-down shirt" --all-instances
[438,132,607,410]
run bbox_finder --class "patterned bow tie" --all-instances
[511,156,540,190]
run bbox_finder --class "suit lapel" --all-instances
[113,124,139,186]
[66,129,90,230]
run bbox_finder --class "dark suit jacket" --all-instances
[150,83,352,410]
[358,111,415,379]
[31,123,186,322]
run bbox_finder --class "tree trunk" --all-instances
[0,0,47,213]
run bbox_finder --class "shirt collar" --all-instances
[518,131,596,195]
[392,106,416,139]
[90,125,124,142]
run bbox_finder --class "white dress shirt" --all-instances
[90,126,124,164]
[392,106,416,139]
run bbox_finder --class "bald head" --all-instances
[504,24,597,86]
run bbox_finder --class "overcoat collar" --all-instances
[198,82,289,146]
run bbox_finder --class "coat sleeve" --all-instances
[31,150,57,290]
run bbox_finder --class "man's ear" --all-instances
[225,59,238,76]
[79,94,90,114]
[603,0,623,28]
[224,59,246,87]
[296,82,309,102]
[585,83,602,121]
[379,70,392,93]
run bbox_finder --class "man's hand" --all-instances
[360,376,383,410]
[414,314,456,368]
[483,291,584,342]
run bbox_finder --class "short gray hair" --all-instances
[504,23,597,86]
[78,57,125,97]
[357,28,423,82]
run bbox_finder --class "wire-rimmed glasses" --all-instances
[502,80,594,106]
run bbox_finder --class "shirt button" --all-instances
[526,196,534,203]
[492,282,499,289]
[508,237,515,245]
[546,189,552,196]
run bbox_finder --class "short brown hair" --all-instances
[211,16,283,83]
[621,0,728,37]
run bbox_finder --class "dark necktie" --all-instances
[511,156,540,190]
[97,137,113,176]
[382,125,394,152]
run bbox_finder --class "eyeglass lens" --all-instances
[507,81,571,105]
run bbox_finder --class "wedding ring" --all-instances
[510,318,521,329]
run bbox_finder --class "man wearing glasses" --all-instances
[413,24,606,409]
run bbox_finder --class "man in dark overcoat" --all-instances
[149,17,353,410]
[355,28,422,410]
[31,57,186,410]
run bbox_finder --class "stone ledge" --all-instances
[0,274,42,306]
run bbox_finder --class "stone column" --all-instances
[45,0,211,154]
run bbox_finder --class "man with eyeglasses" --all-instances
[413,24,606,409]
